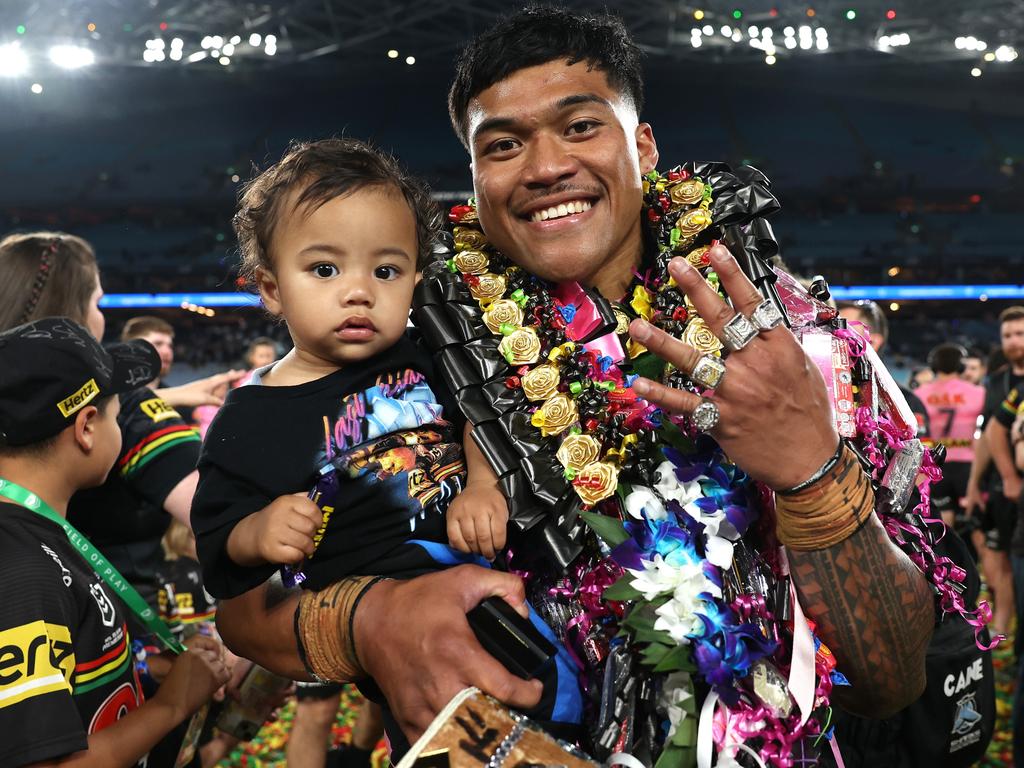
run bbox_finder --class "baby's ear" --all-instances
[256,267,282,316]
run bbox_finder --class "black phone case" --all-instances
[466,596,556,680]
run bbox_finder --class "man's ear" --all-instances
[72,405,100,453]
[414,270,423,286]
[256,266,282,316]
[635,122,659,175]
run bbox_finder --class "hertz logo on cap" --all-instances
[57,378,99,418]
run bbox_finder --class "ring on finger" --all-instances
[751,299,786,332]
[690,353,727,390]
[721,313,758,352]
[691,398,721,433]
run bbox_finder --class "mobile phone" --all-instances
[467,596,556,680]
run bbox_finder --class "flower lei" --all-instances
[447,168,723,507]
[443,168,841,768]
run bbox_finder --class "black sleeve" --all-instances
[117,388,201,508]
[901,386,931,438]
[993,388,1020,430]
[190,457,277,599]
[0,546,87,766]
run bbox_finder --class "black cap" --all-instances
[0,317,160,446]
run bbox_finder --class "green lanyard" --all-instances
[0,476,185,654]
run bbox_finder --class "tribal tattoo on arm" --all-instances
[787,512,935,717]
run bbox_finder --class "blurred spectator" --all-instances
[910,365,936,390]
[964,346,989,386]
[966,306,1024,638]
[122,315,176,386]
[838,299,931,437]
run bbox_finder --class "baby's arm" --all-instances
[447,423,510,561]
[226,493,324,566]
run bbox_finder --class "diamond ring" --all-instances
[690,354,727,390]
[691,399,721,433]
[721,313,758,352]
[750,300,786,332]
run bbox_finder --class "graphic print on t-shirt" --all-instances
[309,368,466,555]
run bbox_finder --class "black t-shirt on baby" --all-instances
[191,334,467,598]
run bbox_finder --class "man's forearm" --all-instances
[968,429,992,489]
[986,420,1017,483]
[788,514,933,717]
[216,583,311,680]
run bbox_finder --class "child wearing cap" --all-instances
[0,317,230,768]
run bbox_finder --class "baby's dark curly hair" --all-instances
[234,138,441,287]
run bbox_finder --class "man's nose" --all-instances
[522,133,577,188]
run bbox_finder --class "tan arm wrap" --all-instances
[775,443,875,551]
[296,576,377,682]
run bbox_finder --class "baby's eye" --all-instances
[374,265,400,280]
[313,263,338,278]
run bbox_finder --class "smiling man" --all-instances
[215,7,936,763]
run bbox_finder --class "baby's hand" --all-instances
[226,493,323,566]
[447,484,509,561]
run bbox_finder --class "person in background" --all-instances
[967,306,1024,638]
[964,346,989,386]
[194,337,280,440]
[837,299,931,437]
[910,365,935,390]
[245,336,279,373]
[915,344,985,539]
[0,317,230,768]
[122,317,176,387]
[0,232,229,767]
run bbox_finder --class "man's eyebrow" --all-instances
[472,93,613,142]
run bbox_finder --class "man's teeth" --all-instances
[530,200,592,223]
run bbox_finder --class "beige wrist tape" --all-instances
[775,443,875,551]
[296,575,377,682]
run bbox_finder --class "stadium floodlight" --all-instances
[0,41,29,77]
[49,45,95,69]
[995,45,1018,62]
[188,51,207,62]
[249,33,261,46]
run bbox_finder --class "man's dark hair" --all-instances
[965,345,987,363]
[928,343,967,375]
[448,6,645,149]
[233,137,441,286]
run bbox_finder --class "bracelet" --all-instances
[297,575,382,682]
[348,576,387,672]
[778,438,844,495]
[775,442,876,551]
